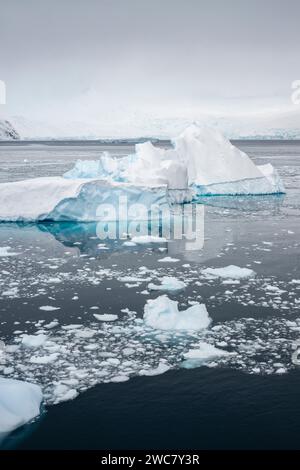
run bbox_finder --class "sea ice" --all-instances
[143,295,211,331]
[148,276,186,292]
[202,265,256,280]
[93,313,118,322]
[181,342,234,368]
[21,334,48,348]
[0,378,42,434]
[0,246,19,257]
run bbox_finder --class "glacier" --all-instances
[0,125,285,222]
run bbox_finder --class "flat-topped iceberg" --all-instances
[0,377,42,434]
[0,177,169,222]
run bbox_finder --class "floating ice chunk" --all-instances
[144,295,211,331]
[131,235,167,244]
[139,361,170,376]
[39,305,61,311]
[93,314,118,322]
[110,375,130,383]
[0,378,42,434]
[181,342,234,368]
[21,334,48,348]
[148,276,186,292]
[0,246,19,257]
[202,265,255,280]
[29,353,59,364]
[158,257,180,263]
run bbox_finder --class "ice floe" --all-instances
[143,295,211,331]
[148,276,186,292]
[202,265,256,280]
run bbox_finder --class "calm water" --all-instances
[0,140,300,449]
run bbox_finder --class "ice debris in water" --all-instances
[148,276,186,292]
[143,295,211,331]
[202,265,256,280]
[93,314,118,322]
[0,377,42,434]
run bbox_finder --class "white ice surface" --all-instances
[0,378,42,434]
[148,276,186,292]
[182,342,234,368]
[202,265,256,280]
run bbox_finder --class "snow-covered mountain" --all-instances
[0,119,20,140]
[3,107,300,140]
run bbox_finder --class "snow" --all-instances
[143,295,211,331]
[0,378,42,434]
[202,265,256,280]
[148,276,186,292]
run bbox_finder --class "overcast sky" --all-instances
[1,0,300,121]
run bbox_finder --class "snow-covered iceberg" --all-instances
[64,124,285,196]
[0,377,42,434]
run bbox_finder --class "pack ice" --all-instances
[0,125,284,222]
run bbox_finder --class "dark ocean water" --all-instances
[0,140,300,449]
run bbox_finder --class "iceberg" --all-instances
[0,378,42,434]
[64,124,285,196]
[143,295,211,331]
[0,177,169,222]
[0,125,285,222]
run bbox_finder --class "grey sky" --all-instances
[1,0,300,120]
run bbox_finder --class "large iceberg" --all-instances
[0,377,42,434]
[0,125,285,222]
[64,124,285,196]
